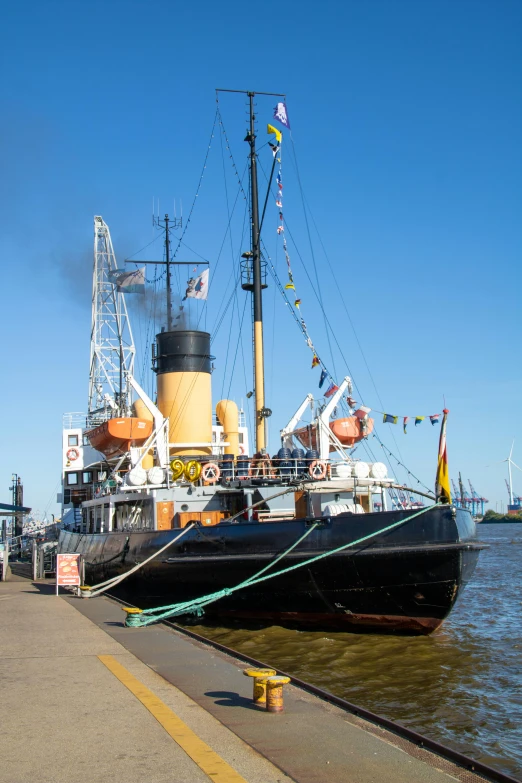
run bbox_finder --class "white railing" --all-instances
[63,412,88,429]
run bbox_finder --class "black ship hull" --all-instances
[59,505,483,635]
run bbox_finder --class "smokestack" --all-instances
[154,330,213,457]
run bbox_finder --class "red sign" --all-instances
[56,553,81,586]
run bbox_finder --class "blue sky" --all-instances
[0,0,520,517]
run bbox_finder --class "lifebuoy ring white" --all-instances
[309,460,327,480]
[239,445,246,455]
[66,448,80,461]
[201,462,221,484]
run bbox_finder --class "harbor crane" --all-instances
[451,479,462,507]
[468,479,487,516]
[88,216,136,426]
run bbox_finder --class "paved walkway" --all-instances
[0,581,286,783]
[0,578,505,783]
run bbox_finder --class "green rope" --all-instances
[126,522,320,627]
[126,504,438,627]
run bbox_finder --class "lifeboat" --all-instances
[86,417,153,459]
[292,416,374,451]
[330,416,374,446]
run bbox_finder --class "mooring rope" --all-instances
[125,504,438,627]
[81,524,195,599]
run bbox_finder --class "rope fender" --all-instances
[125,504,439,627]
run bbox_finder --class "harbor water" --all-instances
[184,523,522,779]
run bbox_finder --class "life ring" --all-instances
[184,460,202,483]
[66,448,80,461]
[309,460,327,480]
[170,458,185,481]
[201,462,221,484]
[239,445,246,455]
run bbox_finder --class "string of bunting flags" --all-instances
[268,107,340,401]
[381,413,441,433]
[270,102,445,436]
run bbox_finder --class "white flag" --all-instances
[183,268,209,300]
[109,267,145,294]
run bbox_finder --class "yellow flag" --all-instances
[267,124,282,144]
[435,409,451,504]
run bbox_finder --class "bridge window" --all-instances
[66,473,79,486]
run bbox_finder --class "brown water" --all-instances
[184,524,522,779]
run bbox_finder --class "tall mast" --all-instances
[216,88,285,453]
[247,92,267,453]
[165,215,172,331]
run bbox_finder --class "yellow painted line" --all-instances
[98,655,248,783]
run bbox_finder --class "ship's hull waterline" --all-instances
[59,506,483,635]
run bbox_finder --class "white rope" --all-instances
[81,523,195,599]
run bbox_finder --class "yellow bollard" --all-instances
[122,607,143,615]
[265,676,291,713]
[242,668,277,705]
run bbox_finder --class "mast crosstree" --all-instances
[88,216,136,425]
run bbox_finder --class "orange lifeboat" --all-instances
[292,416,374,452]
[86,417,153,459]
[329,416,374,447]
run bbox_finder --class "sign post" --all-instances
[56,553,81,595]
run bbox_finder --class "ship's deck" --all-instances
[0,576,516,783]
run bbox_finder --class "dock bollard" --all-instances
[265,676,291,713]
[122,607,144,627]
[243,668,277,705]
[79,586,92,598]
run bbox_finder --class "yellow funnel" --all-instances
[153,330,213,457]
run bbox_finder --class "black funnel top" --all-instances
[154,330,212,375]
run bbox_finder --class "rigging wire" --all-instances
[171,107,219,270]
[288,180,408,468]
[286,134,338,379]
[257,157,424,489]
[148,98,430,497]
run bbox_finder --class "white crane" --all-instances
[88,216,136,425]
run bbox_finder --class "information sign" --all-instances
[56,553,81,595]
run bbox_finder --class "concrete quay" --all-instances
[0,577,516,783]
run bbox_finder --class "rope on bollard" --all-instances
[125,504,438,627]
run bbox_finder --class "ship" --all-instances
[58,90,485,635]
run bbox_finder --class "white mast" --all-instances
[88,216,136,425]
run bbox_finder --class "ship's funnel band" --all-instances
[154,330,212,375]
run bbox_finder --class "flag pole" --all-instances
[435,409,451,504]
